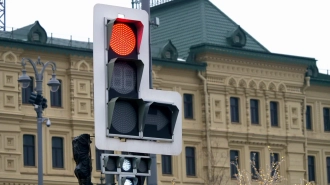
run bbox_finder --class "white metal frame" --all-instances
[93,4,182,155]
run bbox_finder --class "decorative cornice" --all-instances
[152,57,207,71]
[190,43,316,66]
[202,56,306,81]
[0,38,92,57]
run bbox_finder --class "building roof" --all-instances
[150,0,269,60]
[0,1,328,86]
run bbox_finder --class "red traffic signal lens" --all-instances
[110,23,136,56]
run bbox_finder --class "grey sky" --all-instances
[5,0,329,73]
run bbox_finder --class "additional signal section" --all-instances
[101,154,151,175]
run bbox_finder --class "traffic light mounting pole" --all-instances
[18,57,60,185]
[140,1,158,185]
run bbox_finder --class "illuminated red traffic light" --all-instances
[110,23,137,56]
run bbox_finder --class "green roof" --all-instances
[150,0,269,60]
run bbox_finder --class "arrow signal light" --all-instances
[142,102,179,141]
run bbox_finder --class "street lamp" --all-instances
[18,56,60,185]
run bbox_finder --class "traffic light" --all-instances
[94,4,182,155]
[41,97,48,110]
[28,92,43,105]
[105,17,179,141]
[118,175,138,185]
[101,154,151,176]
[143,102,179,141]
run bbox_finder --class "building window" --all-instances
[250,99,259,124]
[96,148,105,171]
[32,32,40,41]
[51,79,62,107]
[185,147,196,176]
[161,155,172,175]
[270,153,279,176]
[306,106,312,130]
[324,108,330,131]
[250,152,260,179]
[230,150,239,178]
[165,51,172,59]
[184,94,193,119]
[52,137,64,168]
[327,157,330,183]
[230,97,239,122]
[23,134,35,166]
[308,156,315,182]
[270,101,279,127]
[22,77,34,104]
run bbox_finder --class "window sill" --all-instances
[162,173,173,176]
[231,122,241,124]
[50,106,63,109]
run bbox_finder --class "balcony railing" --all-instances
[132,0,173,9]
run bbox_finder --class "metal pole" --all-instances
[141,0,152,89]
[36,77,44,185]
[19,57,59,185]
[141,1,158,185]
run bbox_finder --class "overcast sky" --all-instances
[5,0,329,73]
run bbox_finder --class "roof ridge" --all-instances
[205,0,270,52]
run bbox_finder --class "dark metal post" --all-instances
[141,1,158,185]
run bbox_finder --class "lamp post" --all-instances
[18,57,60,185]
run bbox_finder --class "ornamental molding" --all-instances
[198,55,306,81]
[69,55,93,71]
[222,76,301,93]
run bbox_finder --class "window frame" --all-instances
[306,105,312,130]
[52,136,64,169]
[250,151,260,179]
[230,97,240,123]
[22,76,34,104]
[250,99,259,124]
[161,155,172,175]
[270,153,279,177]
[183,93,194,119]
[230,150,239,178]
[23,134,36,167]
[324,108,330,132]
[308,155,315,182]
[270,101,279,127]
[50,79,62,107]
[185,146,196,176]
[326,157,330,183]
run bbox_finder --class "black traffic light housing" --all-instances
[41,97,48,110]
[101,154,151,176]
[119,175,138,185]
[107,97,145,139]
[107,58,144,100]
[142,102,179,141]
[28,91,45,107]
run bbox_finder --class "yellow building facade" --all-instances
[1,1,330,185]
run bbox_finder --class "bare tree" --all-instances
[202,139,230,185]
